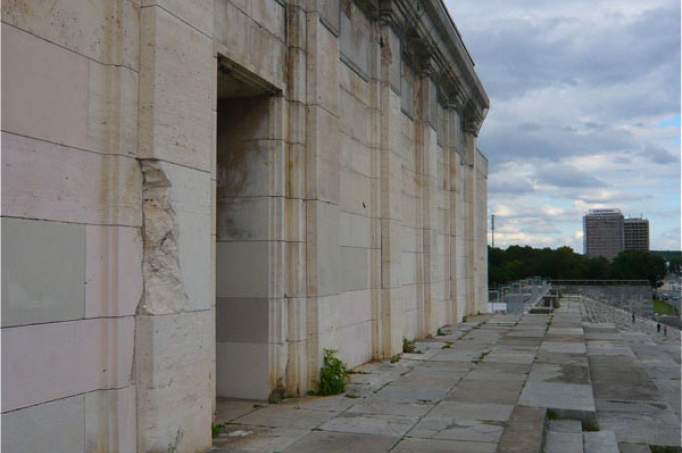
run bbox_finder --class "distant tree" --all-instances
[610,251,667,287]
[583,256,610,279]
[488,246,666,287]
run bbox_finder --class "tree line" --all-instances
[489,246,669,288]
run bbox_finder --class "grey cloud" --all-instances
[448,0,680,249]
[642,145,679,164]
[489,177,535,194]
[535,164,606,188]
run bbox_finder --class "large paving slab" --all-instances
[211,298,680,452]
[391,438,496,453]
[518,381,595,415]
[282,431,398,453]
[447,378,524,404]
[545,431,583,453]
[318,412,419,437]
[583,431,619,453]
[496,405,546,453]
[213,425,308,452]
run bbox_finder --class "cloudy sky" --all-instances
[445,0,681,251]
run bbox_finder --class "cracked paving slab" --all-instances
[212,299,680,452]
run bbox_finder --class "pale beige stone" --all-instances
[2,218,85,327]
[1,0,139,69]
[2,317,134,411]
[87,60,139,156]
[2,133,142,226]
[2,394,84,453]
[84,387,137,453]
[135,311,213,453]
[85,225,142,318]
[138,5,214,171]
[1,25,88,150]
[142,0,214,37]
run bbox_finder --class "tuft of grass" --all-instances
[402,337,417,353]
[390,354,401,363]
[653,300,679,316]
[212,423,225,438]
[437,328,447,336]
[318,349,349,396]
[441,341,454,350]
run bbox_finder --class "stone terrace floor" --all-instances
[211,300,680,453]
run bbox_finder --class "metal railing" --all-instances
[488,277,551,314]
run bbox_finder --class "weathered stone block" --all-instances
[1,394,84,453]
[142,0,213,37]
[84,386,137,453]
[216,297,270,343]
[216,341,270,399]
[85,225,142,318]
[2,25,88,150]
[1,0,139,68]
[306,106,341,203]
[2,317,134,411]
[308,15,339,114]
[87,60,139,156]
[2,133,142,226]
[250,0,286,40]
[306,200,340,297]
[135,311,213,453]
[139,5,214,171]
[2,218,85,327]
[218,139,285,198]
[216,241,271,298]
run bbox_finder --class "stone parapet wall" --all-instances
[1,0,489,451]
[580,296,680,342]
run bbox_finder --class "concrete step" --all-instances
[548,420,582,433]
[546,431,584,453]
[583,431,619,453]
[497,405,547,453]
[545,419,584,453]
[617,444,650,453]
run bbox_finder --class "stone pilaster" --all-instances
[304,4,342,386]
[376,19,404,358]
[135,3,215,451]
[285,0,309,398]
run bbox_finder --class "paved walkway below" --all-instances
[212,299,680,452]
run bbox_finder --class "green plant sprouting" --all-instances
[318,349,349,395]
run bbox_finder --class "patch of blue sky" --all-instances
[657,114,681,129]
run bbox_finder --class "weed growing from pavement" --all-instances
[318,349,349,395]
[402,337,417,353]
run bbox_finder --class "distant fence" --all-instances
[550,279,650,286]
[553,280,655,320]
[489,277,551,314]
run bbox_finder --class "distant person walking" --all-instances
[657,323,661,333]
[632,312,636,324]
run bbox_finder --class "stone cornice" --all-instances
[386,0,489,135]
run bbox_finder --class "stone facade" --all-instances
[1,1,489,451]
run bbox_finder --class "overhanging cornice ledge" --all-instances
[395,0,489,125]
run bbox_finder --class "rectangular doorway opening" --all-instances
[215,56,281,402]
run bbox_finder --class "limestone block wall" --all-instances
[475,149,490,314]
[1,1,489,451]
[2,1,140,452]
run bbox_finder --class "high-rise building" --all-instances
[583,209,624,259]
[624,218,650,252]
